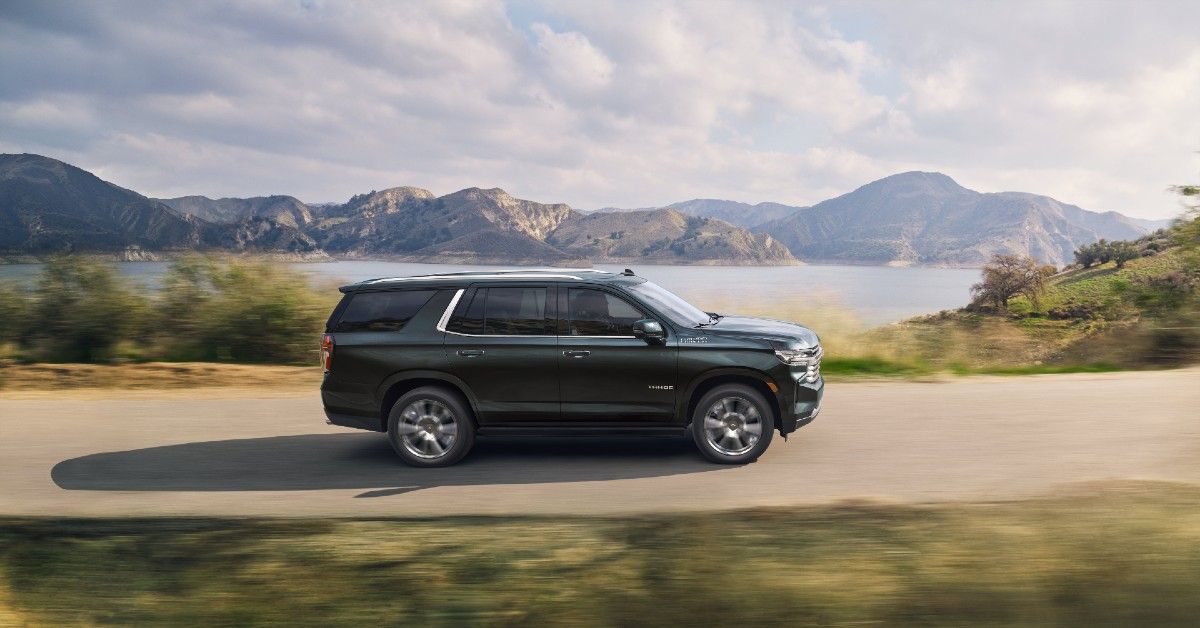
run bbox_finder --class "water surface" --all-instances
[0,261,979,326]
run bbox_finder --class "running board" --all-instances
[476,424,687,437]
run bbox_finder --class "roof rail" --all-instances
[361,272,587,284]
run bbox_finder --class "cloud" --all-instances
[0,0,1197,217]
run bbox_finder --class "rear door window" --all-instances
[333,290,435,332]
[446,286,551,335]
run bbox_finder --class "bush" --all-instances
[1,256,334,364]
[1047,299,1101,320]
[0,282,31,346]
[154,256,334,363]
[25,257,153,362]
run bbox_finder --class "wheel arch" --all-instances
[680,368,781,429]
[375,370,479,431]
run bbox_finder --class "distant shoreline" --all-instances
[0,252,984,269]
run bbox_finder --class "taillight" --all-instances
[320,334,334,373]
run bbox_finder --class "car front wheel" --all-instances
[387,386,476,467]
[691,384,774,464]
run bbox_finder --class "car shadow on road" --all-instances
[51,433,726,497]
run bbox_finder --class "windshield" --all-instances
[626,281,710,327]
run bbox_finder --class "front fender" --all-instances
[677,366,782,424]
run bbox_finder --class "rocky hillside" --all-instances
[0,153,202,254]
[311,187,581,262]
[755,172,1149,266]
[159,195,313,229]
[596,199,799,228]
[549,208,796,264]
[2,154,1164,266]
[664,199,799,228]
[0,154,319,256]
[309,187,792,264]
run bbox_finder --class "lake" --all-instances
[0,261,980,326]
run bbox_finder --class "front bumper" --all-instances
[786,376,824,434]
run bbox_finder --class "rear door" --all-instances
[557,285,678,423]
[442,283,560,424]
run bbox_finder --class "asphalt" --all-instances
[2,368,1198,517]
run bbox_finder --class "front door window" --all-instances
[566,288,644,336]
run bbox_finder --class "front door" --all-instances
[443,284,559,424]
[557,286,678,422]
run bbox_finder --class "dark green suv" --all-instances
[321,269,823,466]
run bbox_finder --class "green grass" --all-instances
[949,362,1123,376]
[1014,249,1187,315]
[822,356,1125,378]
[820,356,933,377]
[2,483,1199,626]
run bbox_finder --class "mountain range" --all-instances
[0,153,1170,266]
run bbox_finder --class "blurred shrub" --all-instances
[24,257,153,362]
[154,256,335,363]
[1,256,334,364]
[0,282,31,345]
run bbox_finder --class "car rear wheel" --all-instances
[691,384,774,464]
[387,386,476,467]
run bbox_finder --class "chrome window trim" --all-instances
[444,330,637,339]
[435,289,465,332]
[436,283,644,340]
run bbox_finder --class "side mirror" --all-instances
[632,319,666,344]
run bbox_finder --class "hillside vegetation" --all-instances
[810,215,1200,374]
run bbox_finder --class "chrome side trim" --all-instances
[436,289,465,332]
[446,331,556,338]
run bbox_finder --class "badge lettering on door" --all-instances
[647,385,674,390]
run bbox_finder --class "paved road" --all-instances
[2,369,1198,517]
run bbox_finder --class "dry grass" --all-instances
[0,361,320,391]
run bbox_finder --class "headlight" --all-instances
[775,346,822,383]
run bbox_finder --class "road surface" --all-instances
[2,369,1198,517]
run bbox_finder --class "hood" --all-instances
[704,315,820,349]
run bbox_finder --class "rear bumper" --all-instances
[324,409,382,432]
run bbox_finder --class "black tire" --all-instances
[690,384,774,464]
[387,386,476,467]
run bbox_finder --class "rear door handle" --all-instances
[457,349,485,357]
[563,350,591,358]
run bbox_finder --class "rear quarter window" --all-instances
[332,290,435,332]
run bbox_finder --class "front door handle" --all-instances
[563,349,591,358]
[457,349,485,358]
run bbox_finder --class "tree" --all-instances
[1074,242,1098,268]
[1095,239,1113,264]
[1110,241,1139,268]
[970,254,1048,311]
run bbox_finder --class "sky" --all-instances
[1,0,1198,219]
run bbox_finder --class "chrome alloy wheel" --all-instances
[702,396,763,456]
[398,399,459,459]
